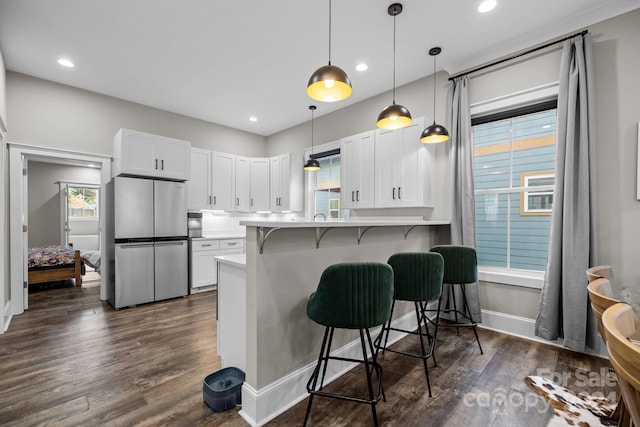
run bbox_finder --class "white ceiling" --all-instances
[0,0,638,137]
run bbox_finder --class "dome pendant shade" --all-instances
[307,64,352,102]
[304,158,321,171]
[377,103,412,129]
[304,105,321,171]
[377,3,411,129]
[420,121,450,143]
[421,46,449,144]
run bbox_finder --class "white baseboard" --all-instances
[238,311,419,427]
[478,309,607,358]
[3,300,12,333]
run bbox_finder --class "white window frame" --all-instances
[522,172,554,214]
[471,82,559,289]
[304,140,341,220]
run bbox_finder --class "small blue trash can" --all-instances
[203,367,245,412]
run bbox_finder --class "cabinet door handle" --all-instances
[155,159,158,170]
[227,242,237,246]
[398,187,401,199]
[392,187,396,199]
[209,196,212,205]
[201,244,212,247]
[352,191,355,202]
[356,190,359,201]
[213,196,217,205]
[251,198,254,207]
[236,198,239,206]
[161,159,164,170]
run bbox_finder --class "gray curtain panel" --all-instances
[535,33,596,352]
[442,76,482,323]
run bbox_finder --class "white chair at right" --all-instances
[602,302,640,426]
[586,264,613,284]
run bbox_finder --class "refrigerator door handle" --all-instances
[119,243,154,249]
[155,241,185,247]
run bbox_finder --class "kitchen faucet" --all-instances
[313,212,326,221]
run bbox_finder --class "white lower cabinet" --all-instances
[189,238,244,293]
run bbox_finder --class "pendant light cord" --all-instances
[432,54,436,123]
[311,109,315,154]
[392,12,397,103]
[328,0,332,65]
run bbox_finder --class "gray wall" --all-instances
[472,9,640,319]
[6,72,267,157]
[27,161,100,248]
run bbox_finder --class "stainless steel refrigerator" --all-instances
[107,176,188,308]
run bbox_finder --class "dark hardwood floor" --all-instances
[0,285,617,426]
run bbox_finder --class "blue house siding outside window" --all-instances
[474,109,556,271]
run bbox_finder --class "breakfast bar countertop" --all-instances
[239,219,450,228]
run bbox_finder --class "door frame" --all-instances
[8,143,111,316]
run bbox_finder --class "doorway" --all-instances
[9,143,111,316]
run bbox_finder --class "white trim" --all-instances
[637,122,640,200]
[479,267,544,289]
[238,310,419,427]
[478,309,607,358]
[470,82,559,117]
[3,301,11,333]
[8,143,112,317]
[0,125,5,334]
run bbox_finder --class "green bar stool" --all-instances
[303,262,394,427]
[377,252,444,397]
[430,245,483,354]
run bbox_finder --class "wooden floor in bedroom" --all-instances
[0,286,617,427]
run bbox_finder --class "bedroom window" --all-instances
[472,103,557,272]
[68,186,99,219]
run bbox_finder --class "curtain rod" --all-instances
[448,29,589,81]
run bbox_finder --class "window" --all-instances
[473,106,556,272]
[68,186,99,219]
[520,171,554,215]
[314,152,343,219]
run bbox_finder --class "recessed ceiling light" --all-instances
[478,0,497,13]
[57,58,75,68]
[356,63,368,72]
[249,116,258,122]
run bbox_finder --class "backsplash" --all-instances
[200,211,302,237]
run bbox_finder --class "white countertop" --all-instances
[239,219,450,228]
[214,253,246,267]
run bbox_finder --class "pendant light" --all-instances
[377,3,412,130]
[304,106,321,171]
[420,47,450,144]
[307,0,352,103]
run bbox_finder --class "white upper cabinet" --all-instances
[211,151,235,211]
[249,158,270,212]
[234,156,251,212]
[113,128,191,181]
[270,153,303,212]
[187,148,212,210]
[374,117,433,208]
[187,149,235,211]
[341,130,375,209]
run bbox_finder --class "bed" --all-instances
[28,244,83,287]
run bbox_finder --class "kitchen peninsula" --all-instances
[231,219,449,426]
